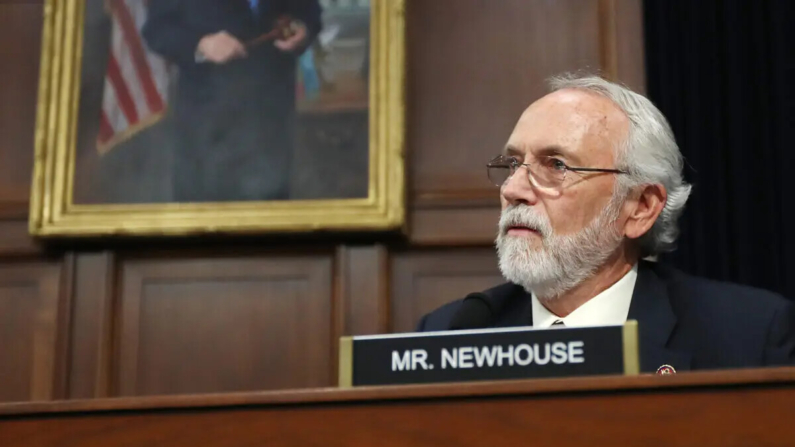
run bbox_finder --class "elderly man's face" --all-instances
[500,89,630,244]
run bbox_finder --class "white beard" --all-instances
[496,201,624,301]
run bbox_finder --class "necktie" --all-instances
[248,0,259,14]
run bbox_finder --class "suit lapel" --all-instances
[489,283,534,328]
[628,262,692,373]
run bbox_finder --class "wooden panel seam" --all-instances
[331,246,347,387]
[598,0,619,80]
[96,252,117,398]
[52,253,75,400]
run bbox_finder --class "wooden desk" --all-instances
[2,367,795,446]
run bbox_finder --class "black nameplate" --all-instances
[338,321,638,387]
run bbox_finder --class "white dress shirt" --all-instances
[532,264,638,328]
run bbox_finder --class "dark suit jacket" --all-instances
[141,0,322,201]
[417,261,795,373]
[143,0,321,100]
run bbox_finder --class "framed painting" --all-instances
[30,0,405,237]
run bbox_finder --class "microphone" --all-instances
[449,293,495,330]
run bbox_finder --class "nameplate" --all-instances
[338,321,639,387]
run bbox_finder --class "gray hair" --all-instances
[547,73,692,257]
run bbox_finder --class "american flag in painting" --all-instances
[98,0,169,153]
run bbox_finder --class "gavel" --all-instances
[245,15,298,48]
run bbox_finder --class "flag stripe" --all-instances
[114,26,150,119]
[98,1,169,152]
[99,112,115,142]
[101,73,129,134]
[111,0,164,112]
[105,54,140,126]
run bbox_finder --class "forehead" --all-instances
[506,89,629,162]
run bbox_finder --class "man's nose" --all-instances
[501,166,539,206]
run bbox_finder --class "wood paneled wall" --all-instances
[0,0,645,402]
[0,260,70,401]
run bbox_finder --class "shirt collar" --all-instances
[532,264,638,328]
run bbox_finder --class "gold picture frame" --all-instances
[30,0,405,237]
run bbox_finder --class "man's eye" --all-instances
[506,156,522,166]
[543,157,567,171]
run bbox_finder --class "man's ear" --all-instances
[623,184,667,240]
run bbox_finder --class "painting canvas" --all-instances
[30,0,405,236]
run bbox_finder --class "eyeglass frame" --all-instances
[487,154,629,188]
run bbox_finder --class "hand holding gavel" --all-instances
[247,16,308,52]
[196,16,307,65]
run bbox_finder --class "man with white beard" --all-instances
[416,73,795,373]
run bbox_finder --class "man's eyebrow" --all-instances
[533,145,582,165]
[503,145,522,156]
[504,144,583,165]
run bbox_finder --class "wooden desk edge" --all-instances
[2,366,794,417]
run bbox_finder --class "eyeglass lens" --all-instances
[487,156,566,189]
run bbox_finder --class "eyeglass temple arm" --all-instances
[486,160,627,175]
[567,167,628,174]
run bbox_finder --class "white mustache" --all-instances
[498,205,553,238]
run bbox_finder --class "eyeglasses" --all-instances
[487,155,628,190]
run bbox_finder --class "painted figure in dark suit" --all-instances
[418,73,795,372]
[143,0,322,202]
